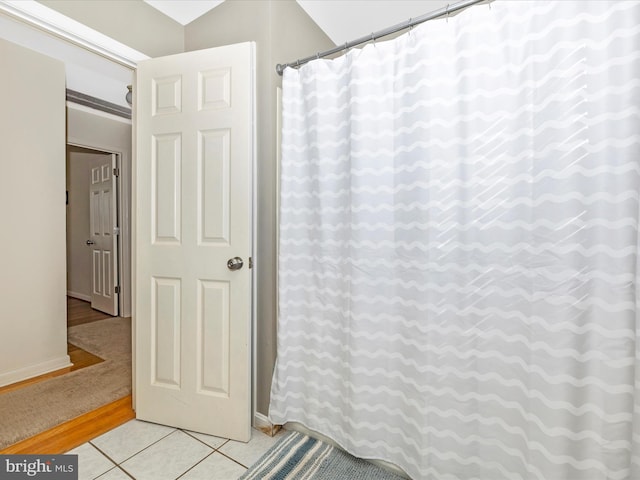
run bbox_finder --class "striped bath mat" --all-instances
[239,431,405,480]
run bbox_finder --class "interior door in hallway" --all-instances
[89,153,118,316]
[135,42,255,442]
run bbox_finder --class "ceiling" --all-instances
[143,0,451,45]
[143,0,224,26]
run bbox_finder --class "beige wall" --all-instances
[185,0,335,415]
[38,0,184,57]
[66,147,113,301]
[0,38,70,386]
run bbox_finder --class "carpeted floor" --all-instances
[0,317,131,450]
[240,431,406,480]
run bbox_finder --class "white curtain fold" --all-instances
[270,1,640,478]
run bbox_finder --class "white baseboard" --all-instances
[67,291,91,302]
[0,355,72,388]
[253,412,282,437]
[284,421,411,479]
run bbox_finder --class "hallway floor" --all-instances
[68,420,284,480]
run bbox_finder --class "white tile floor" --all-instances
[66,420,285,480]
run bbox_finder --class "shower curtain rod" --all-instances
[275,0,488,75]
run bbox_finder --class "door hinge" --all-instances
[113,167,120,177]
[248,257,253,269]
[113,226,120,236]
[115,285,121,294]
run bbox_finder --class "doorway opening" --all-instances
[66,145,122,317]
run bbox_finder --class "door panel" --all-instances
[135,42,254,441]
[90,155,118,316]
[199,129,230,245]
[152,276,181,387]
[153,133,181,243]
[198,279,230,396]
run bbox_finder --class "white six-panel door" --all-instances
[135,43,254,441]
[89,154,118,316]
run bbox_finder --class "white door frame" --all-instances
[68,142,125,316]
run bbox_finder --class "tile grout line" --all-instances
[116,465,136,480]
[89,426,178,472]
[97,465,135,480]
[88,441,119,468]
[80,443,117,480]
[167,429,228,480]
[173,450,217,480]
[181,429,230,452]
[214,449,250,470]
[178,430,250,475]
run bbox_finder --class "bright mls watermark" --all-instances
[0,455,77,480]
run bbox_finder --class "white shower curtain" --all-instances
[270,1,640,478]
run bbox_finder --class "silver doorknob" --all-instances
[227,257,244,271]
[86,240,95,245]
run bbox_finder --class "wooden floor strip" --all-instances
[67,343,105,371]
[0,395,134,454]
[67,297,112,327]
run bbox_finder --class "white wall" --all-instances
[66,147,113,301]
[0,38,70,386]
[67,104,133,318]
